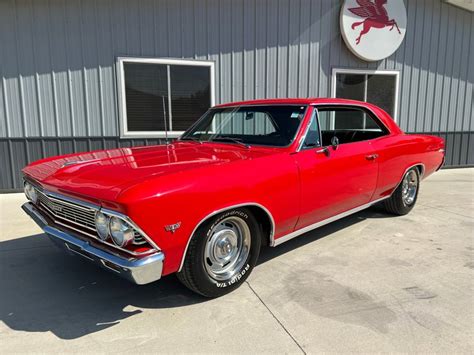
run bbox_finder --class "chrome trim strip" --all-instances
[177,202,276,272]
[270,163,425,247]
[271,196,390,247]
[22,202,164,285]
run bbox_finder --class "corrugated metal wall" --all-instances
[0,0,473,189]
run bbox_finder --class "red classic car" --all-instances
[22,98,445,297]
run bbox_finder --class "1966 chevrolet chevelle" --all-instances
[22,98,445,297]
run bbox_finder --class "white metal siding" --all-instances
[0,0,472,139]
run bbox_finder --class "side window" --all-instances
[317,107,387,146]
[302,112,321,149]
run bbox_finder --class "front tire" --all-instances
[177,208,261,297]
[383,167,420,215]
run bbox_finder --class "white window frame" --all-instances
[117,57,215,138]
[331,68,400,122]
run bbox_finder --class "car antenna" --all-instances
[162,96,169,145]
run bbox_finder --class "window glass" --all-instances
[124,63,168,131]
[170,65,211,130]
[366,75,396,116]
[302,113,321,149]
[336,74,365,101]
[122,60,212,135]
[317,107,387,146]
[213,111,277,135]
[181,105,306,147]
[335,72,397,119]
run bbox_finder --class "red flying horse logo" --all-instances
[349,0,401,45]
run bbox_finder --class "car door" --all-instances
[293,105,381,230]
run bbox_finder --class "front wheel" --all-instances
[177,208,261,297]
[383,167,420,215]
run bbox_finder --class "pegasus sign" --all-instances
[340,0,407,61]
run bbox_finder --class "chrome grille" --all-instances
[37,190,96,231]
[33,188,154,252]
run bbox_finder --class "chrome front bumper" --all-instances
[22,202,164,285]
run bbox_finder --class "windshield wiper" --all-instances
[211,136,251,148]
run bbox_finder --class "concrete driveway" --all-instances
[1,168,473,353]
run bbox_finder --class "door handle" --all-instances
[365,154,379,161]
[316,147,330,157]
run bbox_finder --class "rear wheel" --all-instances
[177,208,261,297]
[383,167,420,215]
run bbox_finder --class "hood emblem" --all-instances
[165,222,181,234]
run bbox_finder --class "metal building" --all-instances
[0,0,472,191]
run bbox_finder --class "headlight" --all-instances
[95,211,110,240]
[109,217,134,247]
[24,182,38,204]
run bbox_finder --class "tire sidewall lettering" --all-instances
[206,210,249,239]
[215,263,250,288]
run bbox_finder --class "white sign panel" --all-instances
[340,0,407,62]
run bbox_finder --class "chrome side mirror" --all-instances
[331,136,339,150]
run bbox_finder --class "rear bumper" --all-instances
[22,202,164,285]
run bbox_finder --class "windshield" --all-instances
[180,105,307,147]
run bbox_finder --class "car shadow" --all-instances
[258,204,395,264]
[0,206,395,340]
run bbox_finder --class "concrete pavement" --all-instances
[1,168,473,353]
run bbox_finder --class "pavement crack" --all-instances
[246,281,306,354]
[418,204,473,219]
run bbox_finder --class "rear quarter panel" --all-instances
[371,133,445,199]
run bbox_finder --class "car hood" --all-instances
[23,142,277,202]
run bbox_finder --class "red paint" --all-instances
[23,98,445,276]
[349,0,402,45]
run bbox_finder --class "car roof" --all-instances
[213,98,370,108]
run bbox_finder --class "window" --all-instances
[316,107,388,146]
[118,58,215,138]
[181,105,307,147]
[301,111,321,149]
[332,69,399,120]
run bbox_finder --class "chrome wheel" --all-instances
[402,170,418,206]
[204,216,251,281]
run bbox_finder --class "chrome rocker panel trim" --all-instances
[22,202,164,285]
[271,196,389,246]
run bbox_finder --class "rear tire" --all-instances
[383,167,420,216]
[177,208,261,297]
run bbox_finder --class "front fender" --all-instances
[118,153,299,275]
